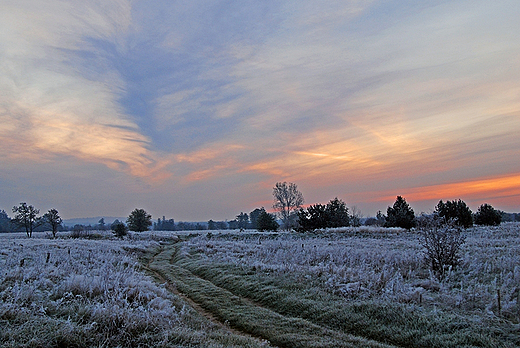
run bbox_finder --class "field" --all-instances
[1,225,519,347]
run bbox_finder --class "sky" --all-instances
[1,0,520,221]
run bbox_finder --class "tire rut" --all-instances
[142,243,274,347]
[144,243,396,348]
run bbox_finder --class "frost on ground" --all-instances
[1,224,519,347]
[0,234,270,348]
[186,224,520,322]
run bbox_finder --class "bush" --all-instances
[112,222,128,239]
[474,203,502,226]
[419,215,465,278]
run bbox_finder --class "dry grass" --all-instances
[185,224,520,320]
[0,234,270,348]
[1,224,519,347]
[174,224,520,347]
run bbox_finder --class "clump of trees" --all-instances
[154,216,175,231]
[11,203,63,238]
[12,203,41,238]
[0,210,11,232]
[474,203,502,226]
[435,200,473,228]
[0,186,511,238]
[296,197,350,232]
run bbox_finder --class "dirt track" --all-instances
[142,243,396,348]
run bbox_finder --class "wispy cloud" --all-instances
[1,0,519,219]
[0,0,171,181]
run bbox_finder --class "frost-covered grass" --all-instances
[0,234,270,348]
[2,224,519,347]
[185,224,520,320]
[177,224,520,346]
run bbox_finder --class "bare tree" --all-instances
[12,202,40,238]
[273,182,304,230]
[43,208,63,238]
[350,205,363,227]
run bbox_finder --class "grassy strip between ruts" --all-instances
[145,243,518,348]
[146,244,396,348]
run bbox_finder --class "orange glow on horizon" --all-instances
[376,174,520,206]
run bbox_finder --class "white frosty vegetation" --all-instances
[0,238,179,345]
[186,224,520,322]
[0,234,268,347]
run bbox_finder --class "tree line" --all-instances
[1,181,511,237]
[271,182,506,231]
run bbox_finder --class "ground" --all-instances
[1,225,519,347]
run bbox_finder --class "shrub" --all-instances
[112,222,128,239]
[419,215,465,278]
[474,203,502,226]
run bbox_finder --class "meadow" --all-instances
[1,224,519,347]
[0,232,270,347]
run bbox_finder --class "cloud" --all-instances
[1,0,520,219]
[147,0,520,209]
[0,0,171,181]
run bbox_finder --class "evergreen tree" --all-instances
[249,208,263,229]
[98,218,106,230]
[112,221,128,239]
[326,197,350,228]
[256,209,279,231]
[127,208,152,232]
[385,196,416,229]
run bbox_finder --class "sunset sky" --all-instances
[1,1,519,221]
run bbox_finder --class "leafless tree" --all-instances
[12,202,40,238]
[350,205,363,227]
[273,182,304,230]
[43,208,63,238]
